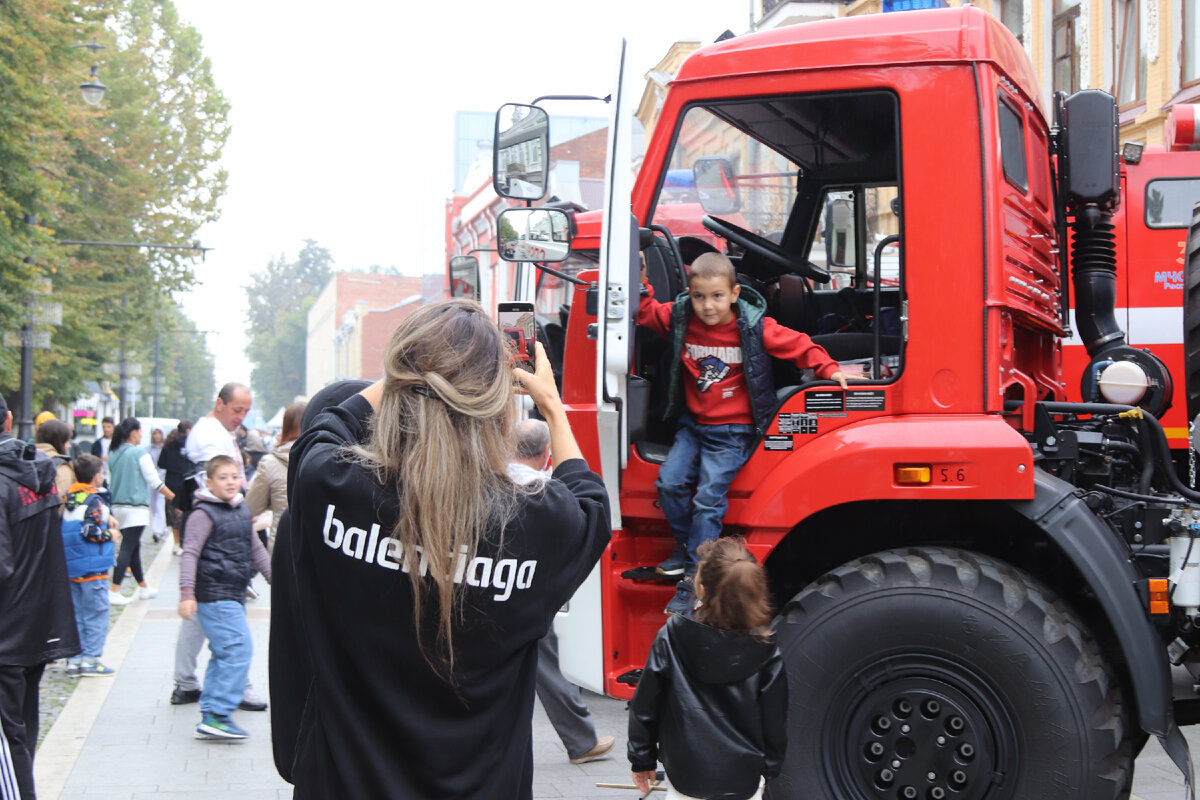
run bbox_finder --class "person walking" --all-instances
[147,428,168,543]
[34,419,75,501]
[106,418,175,605]
[508,419,615,765]
[245,402,305,553]
[157,420,194,556]
[0,393,81,799]
[283,300,612,798]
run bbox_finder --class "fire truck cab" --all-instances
[480,7,1200,798]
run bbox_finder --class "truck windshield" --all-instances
[650,105,801,248]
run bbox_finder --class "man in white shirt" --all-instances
[171,382,267,711]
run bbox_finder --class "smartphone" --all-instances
[497,302,536,372]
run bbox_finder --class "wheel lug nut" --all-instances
[926,772,936,781]
[929,787,946,800]
[877,768,895,787]
[950,770,968,786]
[946,715,965,733]
[894,698,913,717]
[922,699,941,717]
[892,759,901,769]
[865,741,886,761]
[900,786,917,799]
[901,724,911,734]
[936,736,946,745]
[873,716,893,734]
[958,742,975,760]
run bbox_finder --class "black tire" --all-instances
[769,547,1132,800]
[1185,199,1200,422]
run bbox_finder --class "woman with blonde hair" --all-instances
[284,299,611,799]
[246,400,305,552]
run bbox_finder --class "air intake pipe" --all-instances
[1057,90,1173,416]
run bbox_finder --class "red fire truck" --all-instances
[459,7,1200,798]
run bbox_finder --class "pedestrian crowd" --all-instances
[0,293,794,800]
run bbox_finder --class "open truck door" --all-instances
[554,40,637,694]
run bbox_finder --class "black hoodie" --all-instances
[286,394,612,799]
[0,433,80,666]
[628,614,788,800]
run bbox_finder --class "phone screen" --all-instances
[497,303,536,372]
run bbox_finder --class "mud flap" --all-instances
[1158,725,1195,800]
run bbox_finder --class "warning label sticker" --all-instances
[804,391,845,413]
[777,413,818,434]
[845,390,886,411]
[763,435,794,451]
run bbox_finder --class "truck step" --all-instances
[620,566,681,583]
[617,669,642,687]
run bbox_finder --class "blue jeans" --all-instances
[68,579,110,663]
[196,600,251,717]
[656,416,756,573]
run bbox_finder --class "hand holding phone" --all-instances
[497,302,536,372]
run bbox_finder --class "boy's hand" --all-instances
[829,370,852,390]
[632,771,656,794]
[178,599,197,620]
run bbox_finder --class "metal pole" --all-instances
[17,318,33,441]
[151,333,160,418]
[118,346,127,420]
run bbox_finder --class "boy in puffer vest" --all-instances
[62,454,119,676]
[178,454,271,741]
[637,252,852,614]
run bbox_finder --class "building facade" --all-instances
[305,272,425,396]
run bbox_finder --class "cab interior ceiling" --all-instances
[707,91,899,184]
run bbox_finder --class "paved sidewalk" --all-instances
[29,540,1196,799]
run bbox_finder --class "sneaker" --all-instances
[569,735,615,764]
[108,592,134,606]
[152,533,163,543]
[65,662,81,676]
[195,713,248,740]
[655,546,689,577]
[138,586,158,600]
[172,545,183,556]
[170,687,202,705]
[238,698,268,712]
[78,661,115,677]
[665,579,696,615]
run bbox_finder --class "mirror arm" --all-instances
[530,94,612,105]
[469,248,498,254]
[533,262,590,287]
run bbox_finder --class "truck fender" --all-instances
[1013,468,1194,793]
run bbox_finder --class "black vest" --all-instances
[194,500,253,603]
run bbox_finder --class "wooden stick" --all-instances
[594,782,666,791]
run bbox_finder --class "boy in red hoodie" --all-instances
[638,252,849,613]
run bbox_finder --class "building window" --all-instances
[1187,0,1200,86]
[1053,0,1081,95]
[1113,0,1145,105]
[994,0,1024,43]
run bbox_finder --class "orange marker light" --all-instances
[894,465,932,485]
[1148,578,1170,615]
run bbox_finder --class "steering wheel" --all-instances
[702,215,831,284]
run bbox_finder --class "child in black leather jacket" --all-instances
[628,538,788,800]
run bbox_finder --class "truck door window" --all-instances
[1145,178,1200,227]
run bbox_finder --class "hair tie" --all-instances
[412,385,432,398]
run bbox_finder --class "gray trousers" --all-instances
[174,615,256,698]
[536,629,597,759]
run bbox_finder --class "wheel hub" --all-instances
[837,672,1008,800]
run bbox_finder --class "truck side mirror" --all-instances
[694,155,740,214]
[824,193,856,269]
[493,104,549,201]
[448,255,480,300]
[497,208,571,262]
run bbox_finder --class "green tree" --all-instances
[245,239,334,412]
[0,0,229,414]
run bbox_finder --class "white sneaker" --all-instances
[138,587,158,600]
[108,592,134,606]
[172,545,183,556]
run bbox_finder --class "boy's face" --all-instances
[206,464,241,503]
[89,471,105,488]
[688,275,741,326]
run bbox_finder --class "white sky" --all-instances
[169,0,753,393]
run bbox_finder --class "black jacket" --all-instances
[193,499,253,603]
[628,614,788,800]
[283,394,612,799]
[0,433,81,666]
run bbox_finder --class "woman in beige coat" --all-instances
[246,402,305,552]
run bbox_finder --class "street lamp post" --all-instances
[13,39,107,440]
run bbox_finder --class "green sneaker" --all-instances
[195,713,248,740]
